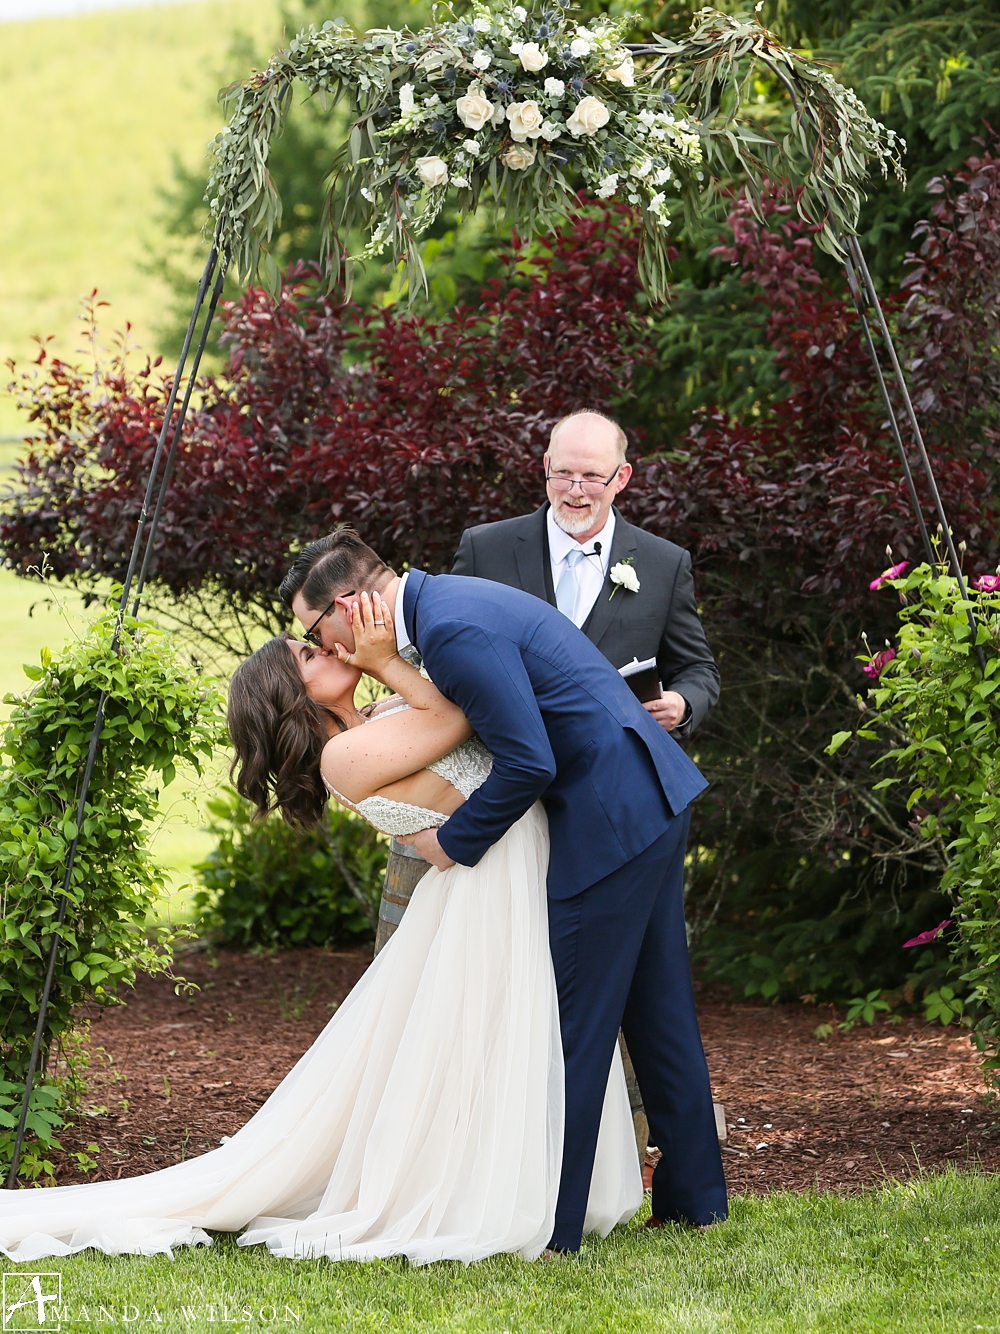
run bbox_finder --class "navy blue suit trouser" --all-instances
[547,805,728,1250]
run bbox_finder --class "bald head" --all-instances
[549,411,628,466]
[543,410,632,544]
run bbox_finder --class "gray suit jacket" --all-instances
[451,504,720,738]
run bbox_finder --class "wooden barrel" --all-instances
[374,837,432,955]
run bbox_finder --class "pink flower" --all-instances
[974,574,1000,592]
[863,648,896,679]
[870,561,908,591]
[903,919,952,948]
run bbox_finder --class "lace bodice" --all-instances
[324,704,493,836]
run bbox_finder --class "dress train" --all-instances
[0,804,641,1264]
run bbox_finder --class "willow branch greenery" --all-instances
[206,2,904,302]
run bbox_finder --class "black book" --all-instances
[618,655,661,704]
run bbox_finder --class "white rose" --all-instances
[456,89,495,130]
[544,76,565,99]
[509,39,524,55]
[399,83,415,115]
[517,41,549,72]
[416,155,449,187]
[596,173,618,198]
[452,175,470,188]
[473,16,491,32]
[566,95,610,137]
[491,102,507,127]
[506,99,545,141]
[464,138,480,155]
[604,50,635,86]
[502,143,536,170]
[513,4,527,20]
[540,120,562,141]
[570,36,592,57]
[472,49,492,70]
[610,561,640,593]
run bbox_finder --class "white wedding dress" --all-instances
[0,726,641,1265]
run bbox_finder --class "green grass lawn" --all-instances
[0,0,283,442]
[8,1173,998,1333]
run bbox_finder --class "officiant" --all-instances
[451,410,719,739]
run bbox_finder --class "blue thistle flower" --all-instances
[431,118,446,134]
[405,41,416,52]
[661,90,676,105]
[570,77,585,94]
[536,24,550,38]
[601,153,614,168]
[494,77,514,97]
[443,67,457,83]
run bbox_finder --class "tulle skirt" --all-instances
[0,803,641,1264]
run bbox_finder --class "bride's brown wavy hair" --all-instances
[227,634,346,830]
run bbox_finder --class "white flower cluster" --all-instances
[339,0,700,261]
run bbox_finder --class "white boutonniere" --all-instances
[609,558,640,599]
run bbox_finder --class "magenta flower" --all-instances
[863,648,896,679]
[870,561,908,591]
[903,919,952,948]
[974,574,1000,593]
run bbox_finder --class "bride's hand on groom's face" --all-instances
[333,591,397,676]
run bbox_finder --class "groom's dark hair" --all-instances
[279,526,395,611]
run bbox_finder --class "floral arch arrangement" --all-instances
[207,2,904,301]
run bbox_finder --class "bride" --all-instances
[0,591,641,1264]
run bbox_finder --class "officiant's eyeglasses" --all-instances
[302,590,355,646]
[546,465,620,498]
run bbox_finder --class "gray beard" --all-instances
[551,501,600,536]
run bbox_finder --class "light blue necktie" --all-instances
[556,547,585,621]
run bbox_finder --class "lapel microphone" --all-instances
[592,542,602,557]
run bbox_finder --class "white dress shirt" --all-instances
[546,507,616,629]
[394,570,411,654]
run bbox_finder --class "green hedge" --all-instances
[191,789,386,949]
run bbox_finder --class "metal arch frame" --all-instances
[3,230,231,1188]
[3,57,977,1187]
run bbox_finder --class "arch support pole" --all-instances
[4,236,230,1189]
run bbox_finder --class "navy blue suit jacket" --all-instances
[402,570,708,900]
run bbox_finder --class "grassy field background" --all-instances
[0,0,301,901]
[0,0,283,439]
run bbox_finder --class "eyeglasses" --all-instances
[546,465,621,498]
[302,590,354,646]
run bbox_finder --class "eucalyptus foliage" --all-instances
[830,563,1000,1087]
[0,607,225,1179]
[206,1,903,300]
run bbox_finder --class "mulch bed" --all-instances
[49,945,996,1194]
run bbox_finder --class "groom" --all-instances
[281,528,728,1249]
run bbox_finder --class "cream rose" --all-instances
[456,89,495,131]
[415,155,449,187]
[502,143,537,170]
[604,50,635,86]
[566,95,610,137]
[517,41,549,72]
[506,99,545,142]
